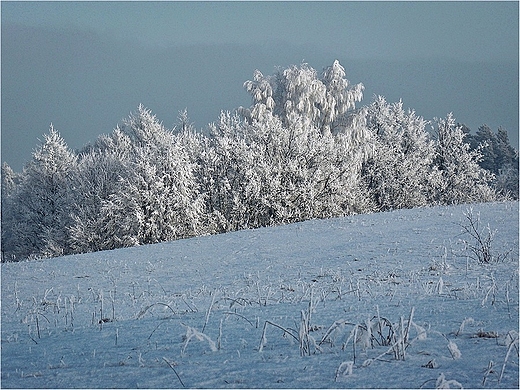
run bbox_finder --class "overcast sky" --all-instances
[2,1,518,170]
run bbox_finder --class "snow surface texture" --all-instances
[1,201,518,389]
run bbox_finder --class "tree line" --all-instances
[2,60,517,261]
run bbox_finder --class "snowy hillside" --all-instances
[1,201,518,388]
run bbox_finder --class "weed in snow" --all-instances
[447,340,462,360]
[181,324,217,354]
[499,330,519,384]
[455,317,474,336]
[335,360,354,381]
[434,373,463,389]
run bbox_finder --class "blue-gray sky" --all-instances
[2,1,518,171]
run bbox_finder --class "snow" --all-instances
[1,201,518,388]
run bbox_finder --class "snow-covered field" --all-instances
[1,201,518,389]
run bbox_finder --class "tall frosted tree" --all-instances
[232,60,372,222]
[2,126,77,259]
[241,60,364,137]
[203,106,370,230]
[361,96,437,210]
[97,106,204,247]
[68,132,133,253]
[433,114,496,204]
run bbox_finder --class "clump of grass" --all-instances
[421,359,438,369]
[433,331,462,360]
[447,340,461,360]
[335,361,354,381]
[343,307,424,364]
[258,320,299,352]
[299,290,321,356]
[259,292,322,356]
[319,306,427,368]
[181,324,217,354]
[420,373,463,389]
[475,330,498,339]
[136,302,177,320]
[455,317,474,336]
[482,360,497,386]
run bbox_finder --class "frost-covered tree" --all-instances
[202,105,370,231]
[495,127,517,170]
[97,106,204,247]
[2,126,77,259]
[1,163,20,261]
[361,96,437,210]
[1,162,17,198]
[68,107,206,252]
[433,114,496,204]
[228,60,372,225]
[197,112,260,231]
[494,127,519,198]
[68,134,132,253]
[456,123,518,199]
[321,60,365,135]
[473,125,498,173]
[241,60,364,136]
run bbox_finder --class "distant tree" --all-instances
[432,114,496,204]
[199,111,282,231]
[459,124,518,199]
[1,163,19,261]
[494,127,519,198]
[474,125,498,173]
[458,123,478,150]
[1,162,17,197]
[173,109,215,233]
[495,127,517,169]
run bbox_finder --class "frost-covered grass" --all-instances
[1,201,518,388]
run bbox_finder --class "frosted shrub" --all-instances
[459,208,510,264]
